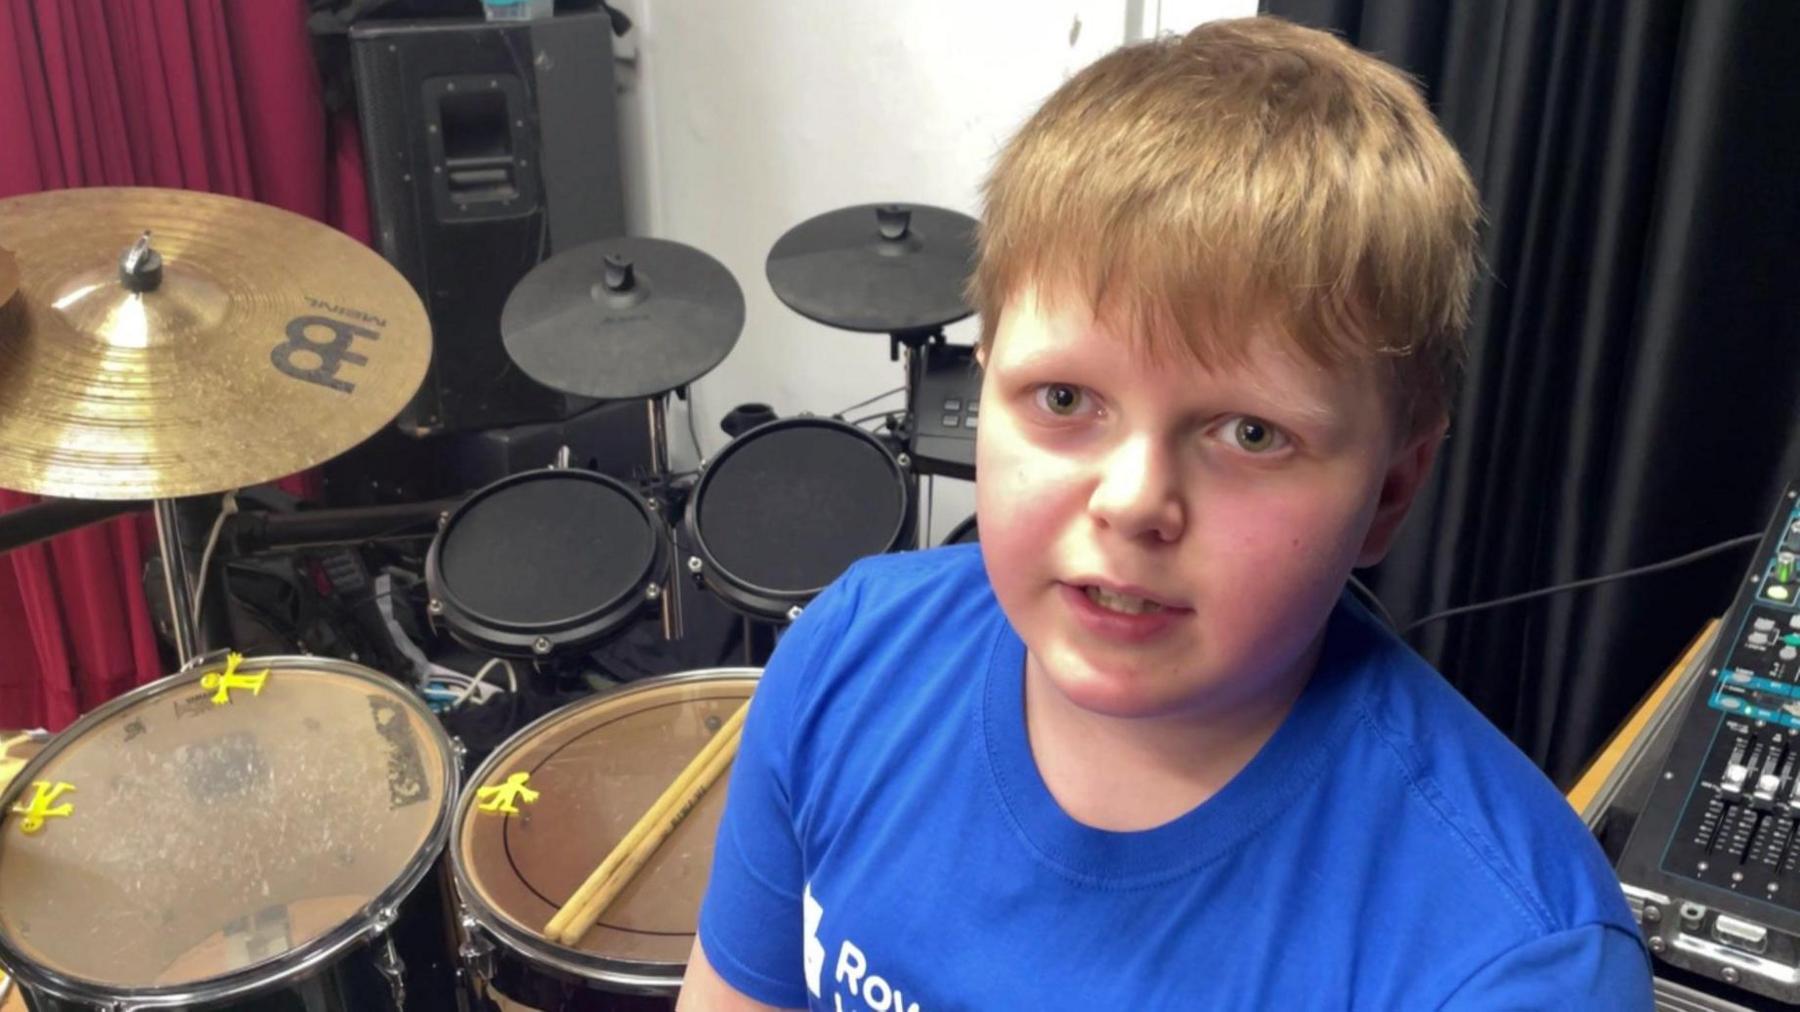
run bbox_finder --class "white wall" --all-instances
[609,0,1254,541]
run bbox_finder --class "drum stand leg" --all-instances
[646,394,684,641]
[153,498,202,668]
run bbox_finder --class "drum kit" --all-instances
[0,187,980,1009]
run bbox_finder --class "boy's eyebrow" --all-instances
[1224,361,1359,429]
[1234,382,1341,427]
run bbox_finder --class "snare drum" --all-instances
[452,669,759,1010]
[428,469,669,658]
[686,417,913,620]
[0,656,457,1010]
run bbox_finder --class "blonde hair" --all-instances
[971,16,1480,436]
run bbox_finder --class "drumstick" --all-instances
[553,724,741,945]
[544,700,749,941]
[549,714,743,944]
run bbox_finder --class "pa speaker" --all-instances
[350,11,627,434]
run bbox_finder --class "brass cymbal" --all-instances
[0,187,430,500]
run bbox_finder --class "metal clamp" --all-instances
[458,914,497,984]
[374,932,407,1009]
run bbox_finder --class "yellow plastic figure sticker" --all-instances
[200,652,270,706]
[11,781,74,834]
[476,772,540,816]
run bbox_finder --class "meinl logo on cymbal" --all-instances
[271,296,387,394]
[302,296,388,330]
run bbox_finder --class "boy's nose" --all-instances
[1087,436,1184,544]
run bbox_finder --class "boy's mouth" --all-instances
[1084,585,1164,615]
[1059,581,1187,641]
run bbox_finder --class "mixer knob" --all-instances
[1725,763,1750,791]
[1759,773,1783,797]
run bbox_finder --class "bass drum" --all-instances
[0,656,458,1010]
[452,669,760,1010]
[686,417,913,621]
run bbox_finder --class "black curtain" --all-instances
[1260,0,1800,784]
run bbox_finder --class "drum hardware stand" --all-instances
[154,501,201,667]
[221,497,462,555]
[99,231,210,670]
[643,389,686,642]
[889,326,948,548]
[887,324,948,365]
[0,498,148,554]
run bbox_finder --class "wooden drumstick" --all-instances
[554,725,740,945]
[544,699,749,941]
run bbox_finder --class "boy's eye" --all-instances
[1035,383,1089,416]
[1228,416,1288,453]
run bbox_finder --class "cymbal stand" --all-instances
[153,498,202,668]
[645,391,684,641]
[891,326,947,547]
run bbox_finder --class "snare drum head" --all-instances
[437,469,660,634]
[695,419,907,598]
[0,658,451,992]
[457,671,758,975]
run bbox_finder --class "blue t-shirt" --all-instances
[699,546,1651,1010]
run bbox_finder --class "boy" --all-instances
[682,17,1651,1010]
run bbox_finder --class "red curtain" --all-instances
[0,0,369,729]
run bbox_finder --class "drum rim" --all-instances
[0,654,457,1009]
[426,467,668,656]
[451,667,761,992]
[685,416,911,618]
[942,512,979,546]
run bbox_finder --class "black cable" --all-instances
[832,385,906,420]
[848,410,900,430]
[1401,531,1764,635]
[1347,574,1398,631]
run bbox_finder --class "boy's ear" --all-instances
[1355,422,1444,568]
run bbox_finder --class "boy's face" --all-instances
[976,286,1440,724]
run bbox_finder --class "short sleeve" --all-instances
[696,571,860,1008]
[1438,923,1654,1011]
